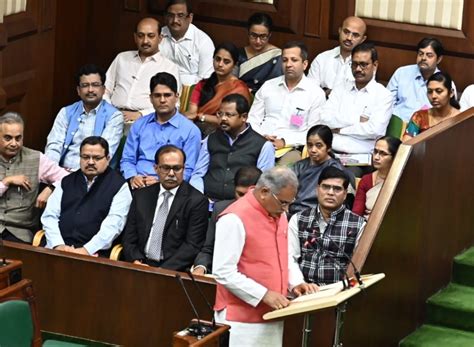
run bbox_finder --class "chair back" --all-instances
[0,300,34,346]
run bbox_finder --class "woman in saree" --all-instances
[186,42,251,136]
[237,12,283,94]
[403,71,460,141]
[353,136,402,219]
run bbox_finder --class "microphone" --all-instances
[186,270,216,329]
[312,230,364,287]
[175,274,213,337]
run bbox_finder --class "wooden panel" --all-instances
[3,242,336,346]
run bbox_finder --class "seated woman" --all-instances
[237,12,283,94]
[290,125,352,216]
[186,42,251,137]
[403,72,460,141]
[353,136,401,219]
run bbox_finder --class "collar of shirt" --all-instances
[161,24,195,43]
[415,66,441,81]
[145,109,181,128]
[133,50,162,63]
[333,46,351,64]
[82,174,98,191]
[349,77,378,94]
[159,184,179,197]
[80,99,103,116]
[278,74,311,92]
[316,203,346,223]
[223,123,250,145]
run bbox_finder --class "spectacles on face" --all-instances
[165,12,190,20]
[371,148,392,158]
[351,61,372,70]
[271,191,295,207]
[80,155,106,162]
[319,183,345,194]
[216,111,240,118]
[79,82,103,89]
[158,165,184,174]
[248,32,270,41]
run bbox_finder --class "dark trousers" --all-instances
[1,229,28,244]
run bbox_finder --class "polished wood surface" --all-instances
[348,108,474,346]
[0,259,22,289]
[3,242,335,346]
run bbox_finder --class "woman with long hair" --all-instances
[186,42,251,136]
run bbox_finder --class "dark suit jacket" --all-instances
[122,181,209,271]
[193,199,235,272]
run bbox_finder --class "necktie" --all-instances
[147,190,172,261]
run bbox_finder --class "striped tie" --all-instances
[147,190,172,261]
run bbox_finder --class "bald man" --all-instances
[104,17,181,121]
[308,16,367,97]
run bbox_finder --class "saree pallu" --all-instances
[238,48,283,94]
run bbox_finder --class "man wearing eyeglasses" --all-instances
[122,145,208,271]
[104,17,181,122]
[320,42,393,176]
[159,0,214,86]
[45,64,123,172]
[190,93,274,201]
[213,166,318,346]
[42,136,132,256]
[308,16,367,97]
[288,166,365,285]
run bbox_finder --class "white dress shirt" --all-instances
[321,79,393,154]
[104,51,181,116]
[307,46,354,90]
[160,24,214,86]
[460,84,474,112]
[248,75,326,146]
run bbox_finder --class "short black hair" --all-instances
[282,41,308,61]
[234,167,262,187]
[150,72,178,94]
[427,71,460,109]
[154,144,186,164]
[318,166,349,189]
[76,64,106,86]
[165,0,192,13]
[352,42,378,62]
[80,136,109,157]
[221,94,250,114]
[417,37,444,57]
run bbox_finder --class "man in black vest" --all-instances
[42,136,132,256]
[122,145,208,271]
[190,93,274,201]
[288,166,366,285]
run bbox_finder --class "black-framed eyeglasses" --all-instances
[319,184,345,193]
[371,149,392,157]
[80,155,106,162]
[351,61,372,70]
[158,165,184,174]
[271,191,295,207]
[216,111,241,118]
[165,12,190,20]
[249,32,270,41]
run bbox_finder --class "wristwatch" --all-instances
[200,115,206,123]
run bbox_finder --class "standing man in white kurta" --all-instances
[213,167,318,346]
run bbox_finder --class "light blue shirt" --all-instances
[189,125,275,193]
[386,64,443,122]
[45,100,123,170]
[120,110,201,180]
[42,178,132,255]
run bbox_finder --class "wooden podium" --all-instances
[172,319,230,347]
[0,258,22,289]
[263,273,385,347]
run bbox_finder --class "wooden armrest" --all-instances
[32,230,45,247]
[109,244,123,261]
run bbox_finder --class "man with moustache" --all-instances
[120,72,201,188]
[248,41,325,164]
[160,0,214,86]
[0,112,68,244]
[190,93,274,201]
[387,37,456,122]
[213,166,318,346]
[320,43,392,175]
[308,16,367,97]
[122,145,208,271]
[104,17,181,122]
[288,166,365,285]
[42,136,132,256]
[45,64,123,171]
